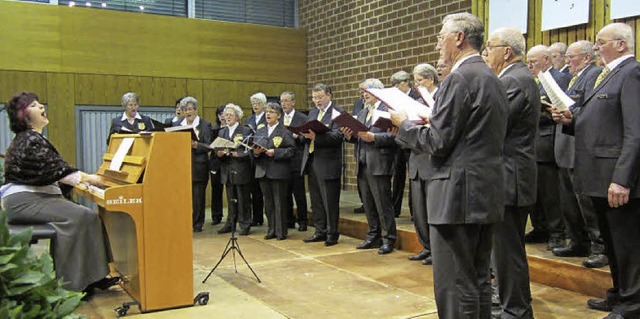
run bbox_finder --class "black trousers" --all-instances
[391,149,410,215]
[192,181,208,229]
[285,170,308,226]
[492,205,533,319]
[210,171,224,222]
[223,183,252,232]
[249,176,264,224]
[357,163,396,243]
[260,178,289,238]
[431,223,494,319]
[532,162,564,239]
[558,168,603,253]
[591,197,640,318]
[308,167,341,240]
[410,178,430,252]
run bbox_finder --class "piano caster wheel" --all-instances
[115,305,129,317]
[194,292,210,305]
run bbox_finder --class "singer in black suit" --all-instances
[245,92,267,226]
[301,83,345,246]
[525,45,571,249]
[485,28,540,319]
[179,97,214,233]
[217,104,255,236]
[343,79,398,254]
[209,105,227,225]
[391,13,508,318]
[551,41,605,267]
[107,92,154,144]
[554,23,640,319]
[254,102,295,240]
[280,91,310,231]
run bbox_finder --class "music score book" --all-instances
[165,124,199,141]
[538,70,575,111]
[333,112,368,133]
[206,137,237,150]
[287,119,330,135]
[416,86,436,108]
[365,87,431,124]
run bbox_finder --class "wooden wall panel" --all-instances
[0,71,48,103]
[0,1,306,85]
[45,73,75,164]
[475,0,639,57]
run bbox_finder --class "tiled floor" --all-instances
[73,220,607,318]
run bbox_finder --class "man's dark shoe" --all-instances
[356,238,382,249]
[193,227,203,233]
[378,243,394,254]
[264,233,276,240]
[587,298,614,312]
[583,254,609,268]
[217,226,232,234]
[238,228,250,236]
[298,222,308,232]
[303,234,327,243]
[524,229,549,243]
[408,250,430,261]
[547,237,566,251]
[353,206,365,214]
[552,244,589,257]
[324,239,338,247]
[210,219,222,226]
[277,235,287,241]
[421,256,433,265]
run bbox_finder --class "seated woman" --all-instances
[106,92,153,144]
[252,102,295,240]
[0,92,118,296]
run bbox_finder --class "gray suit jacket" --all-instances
[537,67,572,163]
[301,103,345,179]
[554,63,602,168]
[348,103,397,176]
[573,57,640,198]
[397,55,508,224]
[500,61,540,207]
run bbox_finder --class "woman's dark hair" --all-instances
[215,104,226,125]
[266,102,284,117]
[7,91,38,133]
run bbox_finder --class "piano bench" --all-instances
[8,223,57,245]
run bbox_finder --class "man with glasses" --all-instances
[524,45,571,250]
[550,41,606,269]
[391,13,508,319]
[550,42,571,75]
[553,22,640,319]
[485,27,539,319]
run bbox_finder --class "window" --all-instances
[195,0,296,28]
[57,0,187,17]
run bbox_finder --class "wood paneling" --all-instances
[0,71,48,103]
[474,0,640,57]
[45,73,75,164]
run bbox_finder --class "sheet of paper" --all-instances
[539,70,575,111]
[109,137,135,171]
[366,87,431,123]
[417,87,436,108]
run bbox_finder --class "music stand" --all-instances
[203,206,261,284]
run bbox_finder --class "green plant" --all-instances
[0,210,85,319]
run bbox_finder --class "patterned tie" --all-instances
[365,104,375,122]
[567,75,578,90]
[309,108,326,153]
[593,66,610,89]
[284,114,291,126]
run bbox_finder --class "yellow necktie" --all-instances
[309,109,325,153]
[365,104,374,122]
[567,75,578,90]
[284,115,291,126]
[534,77,539,84]
[593,66,610,89]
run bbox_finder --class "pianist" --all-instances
[0,92,118,295]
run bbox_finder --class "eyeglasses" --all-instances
[266,109,278,114]
[595,38,622,46]
[485,45,508,52]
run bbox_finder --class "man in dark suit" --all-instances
[352,80,367,215]
[217,104,255,236]
[253,102,295,240]
[550,42,571,75]
[245,92,267,226]
[343,78,398,254]
[391,13,508,319]
[280,91,309,231]
[485,27,539,319]
[389,70,420,218]
[525,44,571,250]
[554,22,640,319]
[179,97,214,232]
[301,83,344,247]
[550,41,606,268]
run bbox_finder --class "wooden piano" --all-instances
[74,132,197,314]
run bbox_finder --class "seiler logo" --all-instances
[107,195,143,205]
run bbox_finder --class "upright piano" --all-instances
[74,132,194,313]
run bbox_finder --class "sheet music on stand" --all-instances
[109,137,135,171]
[366,87,431,124]
[538,70,575,111]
